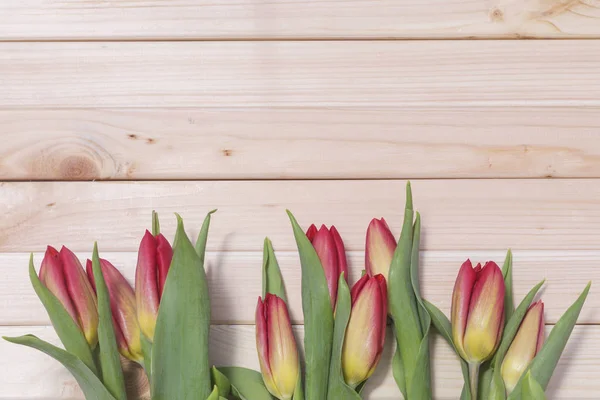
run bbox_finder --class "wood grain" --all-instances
[1,250,595,325]
[0,325,596,399]
[2,180,600,252]
[2,41,600,108]
[3,108,600,180]
[1,0,600,40]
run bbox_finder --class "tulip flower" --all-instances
[135,230,173,341]
[306,224,348,308]
[86,258,143,363]
[342,274,387,388]
[255,294,299,400]
[39,246,98,347]
[451,259,505,396]
[501,300,545,394]
[365,217,396,281]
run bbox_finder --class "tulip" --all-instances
[365,217,396,281]
[86,258,143,363]
[451,259,505,397]
[306,224,348,308]
[135,230,173,341]
[39,246,98,347]
[255,294,299,400]
[501,300,545,394]
[342,274,387,388]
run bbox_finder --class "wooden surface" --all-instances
[1,0,599,399]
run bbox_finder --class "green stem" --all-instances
[152,210,160,236]
[469,362,480,400]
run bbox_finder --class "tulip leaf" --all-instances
[152,214,212,400]
[486,367,507,400]
[520,372,546,400]
[389,183,425,396]
[91,243,127,400]
[327,274,362,399]
[262,237,287,302]
[140,334,153,382]
[211,366,232,397]
[287,210,334,400]
[502,249,514,324]
[423,300,472,400]
[3,334,116,400]
[391,348,407,399]
[217,367,274,400]
[27,254,97,374]
[406,213,432,399]
[508,282,591,399]
[195,209,217,259]
[206,385,221,400]
[152,210,160,236]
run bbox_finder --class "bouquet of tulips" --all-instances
[4,183,591,400]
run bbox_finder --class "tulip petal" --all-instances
[451,259,477,360]
[155,233,173,299]
[60,247,98,347]
[135,230,160,340]
[330,226,348,284]
[39,246,79,327]
[310,225,339,308]
[463,261,505,363]
[365,218,396,281]
[255,297,280,398]
[305,224,318,242]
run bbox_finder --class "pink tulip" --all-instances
[365,218,396,281]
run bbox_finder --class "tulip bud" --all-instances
[452,260,505,364]
[135,230,173,341]
[255,294,299,400]
[306,224,348,308]
[501,300,545,394]
[39,246,99,347]
[86,258,143,363]
[342,274,387,388]
[365,218,396,281]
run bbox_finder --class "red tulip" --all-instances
[135,230,173,341]
[365,218,396,281]
[306,224,348,308]
[342,274,387,388]
[86,258,143,362]
[39,246,98,347]
[256,294,299,400]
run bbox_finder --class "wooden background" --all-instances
[1,0,600,399]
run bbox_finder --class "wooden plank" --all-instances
[1,180,600,252]
[1,250,595,325]
[2,41,600,108]
[0,325,596,399]
[3,107,600,180]
[1,0,600,40]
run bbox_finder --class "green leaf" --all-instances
[140,334,153,383]
[287,210,334,400]
[388,183,423,394]
[520,372,546,400]
[391,346,407,399]
[477,361,494,400]
[327,275,362,399]
[406,214,432,399]
[206,385,221,400]
[152,214,212,400]
[508,282,591,399]
[487,367,506,400]
[502,250,514,324]
[3,335,116,400]
[91,243,127,400]
[212,366,232,397]
[195,209,217,259]
[423,300,471,400]
[217,367,274,400]
[27,254,97,374]
[152,210,160,236]
[262,237,287,302]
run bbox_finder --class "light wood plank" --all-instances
[1,250,595,325]
[0,325,596,399]
[2,180,600,252]
[1,0,600,40]
[3,107,600,180]
[2,41,600,108]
